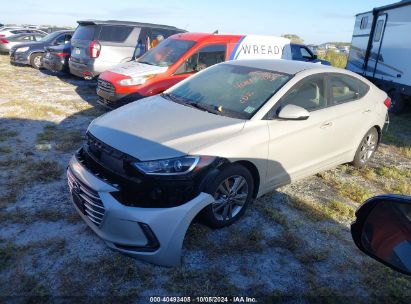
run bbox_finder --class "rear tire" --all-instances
[200,164,254,228]
[30,53,43,69]
[352,127,379,168]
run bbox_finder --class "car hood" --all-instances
[11,41,45,51]
[107,61,168,78]
[88,95,245,161]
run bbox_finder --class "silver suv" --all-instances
[69,20,185,80]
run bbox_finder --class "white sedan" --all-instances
[67,59,389,266]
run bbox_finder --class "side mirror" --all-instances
[313,54,318,60]
[351,195,411,275]
[278,104,310,120]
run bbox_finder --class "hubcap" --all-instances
[359,132,377,163]
[212,175,248,221]
[34,56,41,67]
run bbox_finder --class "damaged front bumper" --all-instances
[67,155,214,267]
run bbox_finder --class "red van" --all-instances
[97,32,292,108]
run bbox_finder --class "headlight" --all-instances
[117,75,154,86]
[15,47,29,53]
[132,156,215,175]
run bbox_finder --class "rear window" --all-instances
[98,25,133,42]
[72,25,96,40]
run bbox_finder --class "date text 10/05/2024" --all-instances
[149,296,258,303]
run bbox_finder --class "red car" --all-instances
[97,33,293,108]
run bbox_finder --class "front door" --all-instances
[266,74,335,186]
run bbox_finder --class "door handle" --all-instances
[363,109,372,114]
[321,122,333,129]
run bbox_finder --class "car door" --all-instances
[170,43,227,87]
[321,73,372,161]
[266,74,337,185]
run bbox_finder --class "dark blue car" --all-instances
[9,30,73,69]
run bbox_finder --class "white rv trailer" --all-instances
[346,0,411,113]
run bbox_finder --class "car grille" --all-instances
[97,79,115,95]
[67,167,105,226]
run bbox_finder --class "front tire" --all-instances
[352,127,379,168]
[200,164,254,228]
[30,53,43,69]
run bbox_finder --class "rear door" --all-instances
[70,24,98,63]
[365,14,387,78]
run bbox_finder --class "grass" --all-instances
[167,267,238,295]
[317,171,372,204]
[37,125,83,152]
[0,128,18,142]
[0,158,63,207]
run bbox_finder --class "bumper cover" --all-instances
[97,87,145,109]
[68,155,214,266]
[10,52,30,65]
[43,56,66,73]
[69,59,97,79]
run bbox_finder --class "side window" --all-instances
[65,34,72,42]
[374,20,384,42]
[54,34,65,45]
[99,26,133,42]
[275,75,326,114]
[300,47,313,59]
[175,44,226,74]
[34,35,43,41]
[148,29,168,49]
[330,74,369,104]
[360,16,368,30]
[22,36,31,41]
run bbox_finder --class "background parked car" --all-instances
[9,30,73,69]
[291,43,331,65]
[0,32,46,54]
[69,20,185,80]
[42,41,71,73]
[0,27,46,38]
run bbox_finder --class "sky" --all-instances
[2,0,396,44]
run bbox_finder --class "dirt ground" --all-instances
[1,54,411,303]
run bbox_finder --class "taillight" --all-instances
[0,39,8,44]
[55,52,69,57]
[89,40,101,58]
[384,97,392,108]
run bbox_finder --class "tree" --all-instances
[281,34,304,44]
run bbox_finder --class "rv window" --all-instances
[374,20,384,42]
[330,74,369,104]
[176,44,226,74]
[360,17,368,30]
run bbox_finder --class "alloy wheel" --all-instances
[212,175,249,221]
[34,56,41,68]
[360,132,377,163]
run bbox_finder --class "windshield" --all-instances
[138,38,196,67]
[39,31,61,42]
[163,63,292,119]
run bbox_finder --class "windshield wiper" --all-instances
[138,60,154,66]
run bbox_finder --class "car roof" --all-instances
[223,59,336,75]
[77,20,185,31]
[170,32,242,42]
